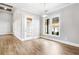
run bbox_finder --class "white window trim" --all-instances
[43,14,60,37]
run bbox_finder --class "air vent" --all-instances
[6,8,12,11]
[0,6,4,10]
[0,3,13,12]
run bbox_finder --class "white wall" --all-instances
[40,4,79,44]
[31,15,40,38]
[13,8,40,41]
[13,9,23,40]
[0,11,12,35]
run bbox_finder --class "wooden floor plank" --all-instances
[0,35,79,55]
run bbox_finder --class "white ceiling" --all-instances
[8,3,72,15]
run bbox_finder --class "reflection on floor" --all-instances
[0,35,79,55]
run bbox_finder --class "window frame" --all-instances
[43,14,60,37]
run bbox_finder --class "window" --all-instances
[43,15,60,36]
[52,17,59,36]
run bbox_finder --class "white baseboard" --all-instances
[0,33,13,35]
[13,34,25,41]
[24,36,39,41]
[40,36,79,47]
[14,34,39,41]
[16,36,25,41]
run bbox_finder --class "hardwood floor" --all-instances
[0,35,79,55]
